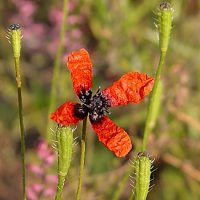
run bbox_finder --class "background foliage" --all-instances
[0,0,200,199]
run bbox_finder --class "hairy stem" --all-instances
[76,117,88,200]
[55,175,66,200]
[15,57,26,200]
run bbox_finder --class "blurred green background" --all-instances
[0,0,200,199]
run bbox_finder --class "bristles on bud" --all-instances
[7,24,22,58]
[55,126,74,199]
[134,151,152,200]
[56,126,74,177]
[156,2,174,52]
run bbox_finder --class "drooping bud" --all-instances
[156,2,173,53]
[7,24,22,58]
[134,152,153,200]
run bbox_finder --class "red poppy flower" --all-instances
[50,49,154,157]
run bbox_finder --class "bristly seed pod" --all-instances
[134,151,153,200]
[7,24,22,58]
[156,2,173,53]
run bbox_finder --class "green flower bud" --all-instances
[56,126,73,177]
[7,24,22,58]
[156,2,173,53]
[134,152,152,200]
[55,126,74,200]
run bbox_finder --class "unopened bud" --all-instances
[55,126,74,200]
[7,24,22,58]
[56,126,74,177]
[156,2,173,53]
[135,151,152,200]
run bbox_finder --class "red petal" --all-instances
[67,48,92,95]
[91,116,132,157]
[102,72,154,107]
[50,102,82,125]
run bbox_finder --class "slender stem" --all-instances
[76,117,88,200]
[55,175,66,200]
[46,0,68,141]
[15,57,26,200]
[142,50,166,151]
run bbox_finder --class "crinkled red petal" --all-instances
[50,102,82,125]
[91,116,132,157]
[102,72,154,107]
[67,48,92,95]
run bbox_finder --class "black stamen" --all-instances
[75,88,111,122]
[78,89,92,104]
[74,103,88,119]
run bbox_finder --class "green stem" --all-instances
[46,0,68,141]
[55,175,66,200]
[15,57,26,200]
[76,117,88,200]
[142,50,166,151]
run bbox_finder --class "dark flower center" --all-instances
[74,89,111,122]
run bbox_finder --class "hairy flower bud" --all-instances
[55,126,74,200]
[7,24,22,58]
[134,152,152,200]
[156,2,173,52]
[56,126,74,177]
